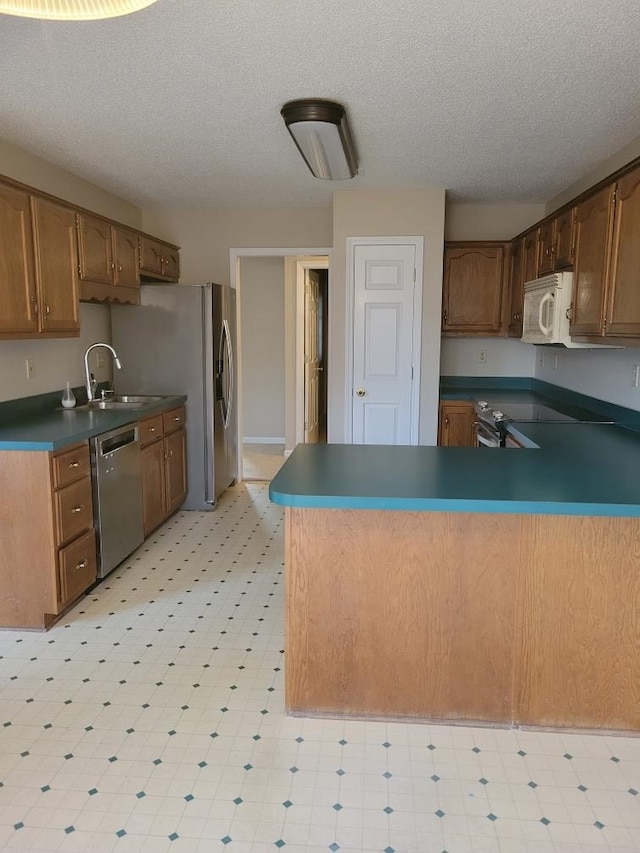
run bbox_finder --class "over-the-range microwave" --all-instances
[521,272,618,348]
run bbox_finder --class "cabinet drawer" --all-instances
[59,528,96,605]
[139,414,164,446]
[163,406,185,434]
[54,476,93,545]
[52,443,90,488]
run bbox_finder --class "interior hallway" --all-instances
[0,484,638,853]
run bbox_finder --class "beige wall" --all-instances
[141,207,332,283]
[445,203,545,241]
[0,137,141,227]
[239,257,286,441]
[0,139,143,402]
[546,133,640,215]
[332,188,446,445]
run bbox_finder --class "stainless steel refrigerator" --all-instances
[111,283,237,509]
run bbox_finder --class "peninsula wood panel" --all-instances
[517,515,640,731]
[285,508,519,722]
[285,508,640,731]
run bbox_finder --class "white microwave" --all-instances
[521,272,580,346]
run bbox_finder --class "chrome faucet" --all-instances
[84,343,122,403]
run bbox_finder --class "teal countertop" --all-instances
[0,395,186,451]
[270,379,640,516]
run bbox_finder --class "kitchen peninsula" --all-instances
[270,429,640,733]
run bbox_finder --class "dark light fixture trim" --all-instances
[281,98,358,181]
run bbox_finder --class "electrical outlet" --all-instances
[25,358,35,380]
[478,349,488,364]
[95,352,106,368]
[538,350,544,368]
[632,365,640,388]
[553,354,558,371]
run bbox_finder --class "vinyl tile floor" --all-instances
[0,483,638,853]
[242,444,286,482]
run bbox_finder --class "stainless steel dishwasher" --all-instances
[90,423,144,578]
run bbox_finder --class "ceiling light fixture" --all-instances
[0,0,158,20]
[281,98,358,181]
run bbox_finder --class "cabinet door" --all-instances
[0,183,38,335]
[570,185,615,337]
[522,229,539,283]
[554,207,575,269]
[606,169,640,337]
[141,439,166,536]
[438,402,475,447]
[507,237,524,337]
[59,528,97,607]
[77,213,113,284]
[161,246,180,281]
[537,219,556,276]
[442,244,505,334]
[113,226,140,288]
[165,428,187,514]
[138,236,164,276]
[31,198,80,335]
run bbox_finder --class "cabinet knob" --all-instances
[173,416,180,421]
[148,427,156,433]
[68,461,80,468]
[71,504,84,514]
[74,559,88,570]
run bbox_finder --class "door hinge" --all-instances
[612,187,617,205]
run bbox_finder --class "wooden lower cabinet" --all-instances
[139,407,187,536]
[285,508,640,732]
[438,400,476,446]
[0,442,96,629]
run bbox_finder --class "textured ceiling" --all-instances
[0,0,639,209]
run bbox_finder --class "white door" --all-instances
[351,241,421,444]
[304,269,320,443]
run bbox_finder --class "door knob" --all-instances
[355,388,366,397]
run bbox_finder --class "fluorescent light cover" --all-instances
[281,99,358,181]
[0,0,158,19]
[287,120,353,181]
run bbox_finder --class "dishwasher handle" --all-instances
[98,427,139,456]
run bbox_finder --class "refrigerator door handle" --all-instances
[221,318,234,429]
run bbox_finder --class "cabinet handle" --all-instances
[168,450,173,458]
[68,461,80,468]
[74,559,88,571]
[44,304,50,317]
[148,427,156,433]
[445,416,449,427]
[71,504,85,514]
[443,310,447,323]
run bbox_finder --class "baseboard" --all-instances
[243,437,286,445]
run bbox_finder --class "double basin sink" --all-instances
[77,394,166,411]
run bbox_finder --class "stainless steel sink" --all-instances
[111,395,166,403]
[76,395,168,411]
[77,400,148,410]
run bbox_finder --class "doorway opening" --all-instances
[229,247,331,482]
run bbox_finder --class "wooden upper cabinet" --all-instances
[522,228,539,283]
[139,235,180,281]
[554,207,576,269]
[113,226,140,287]
[442,242,506,335]
[570,184,615,337]
[606,167,640,337]
[507,236,524,337]
[31,197,80,336]
[537,219,556,276]
[0,182,38,336]
[77,213,112,285]
[77,214,140,303]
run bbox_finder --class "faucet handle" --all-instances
[101,388,115,400]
